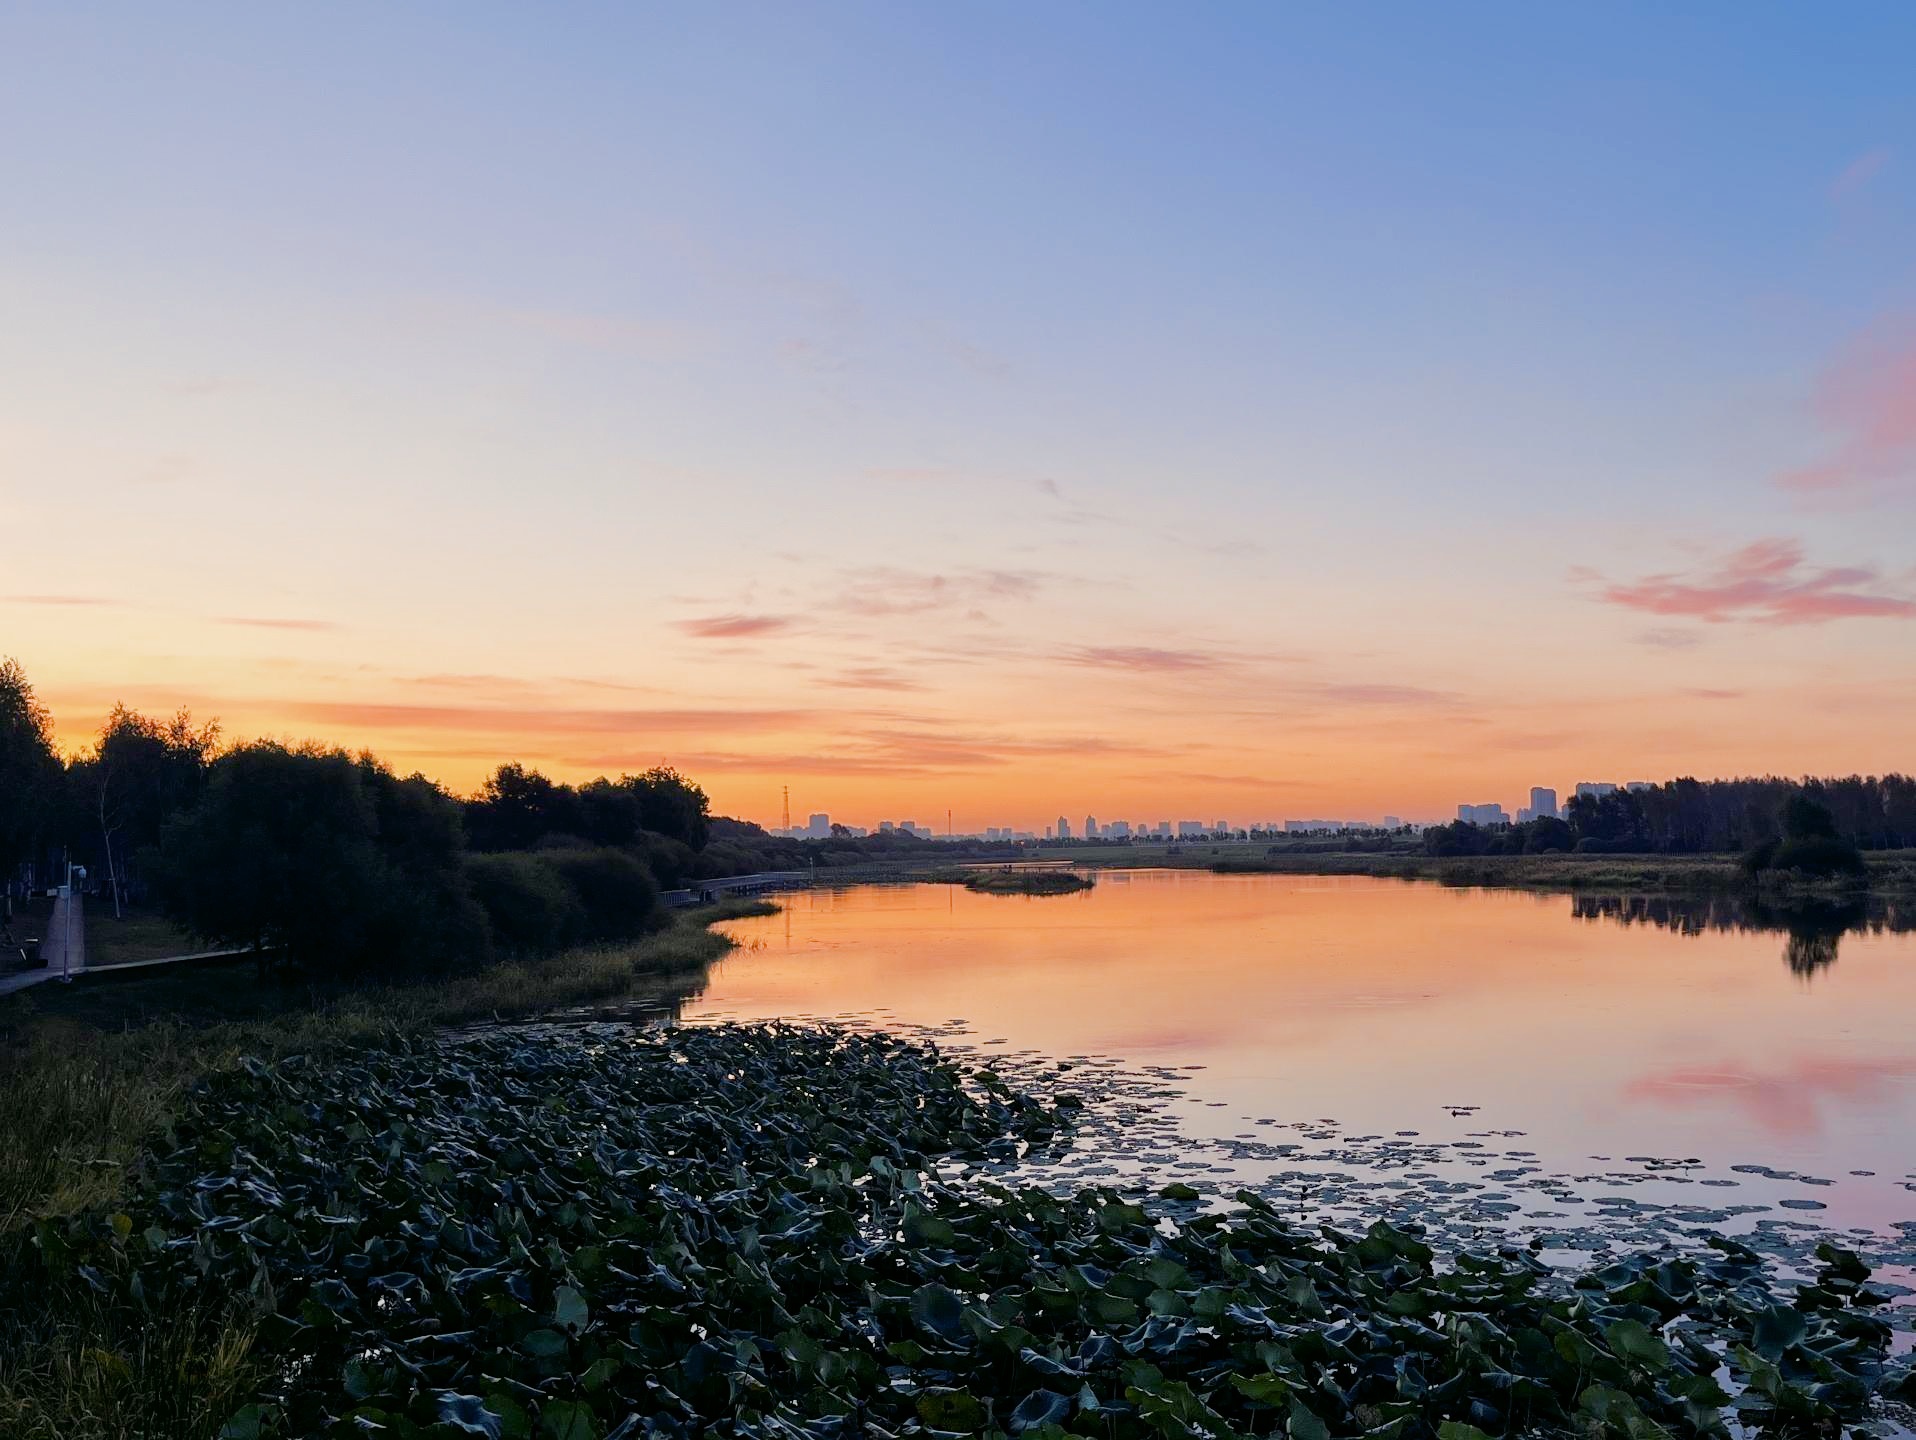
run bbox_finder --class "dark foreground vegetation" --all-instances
[4,1023,1912,1439]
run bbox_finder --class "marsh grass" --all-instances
[0,904,762,1439]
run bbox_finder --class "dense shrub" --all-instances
[1766,836,1868,878]
[540,846,661,941]
[1741,797,1866,881]
[464,852,587,956]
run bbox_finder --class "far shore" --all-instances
[878,844,1916,899]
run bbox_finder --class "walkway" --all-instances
[0,889,84,997]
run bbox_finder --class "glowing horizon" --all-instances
[5,5,1915,830]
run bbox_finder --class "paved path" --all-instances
[0,890,84,996]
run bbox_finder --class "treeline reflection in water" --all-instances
[1571,891,1914,978]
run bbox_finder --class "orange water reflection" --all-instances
[703,872,1916,1228]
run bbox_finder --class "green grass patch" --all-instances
[80,908,202,967]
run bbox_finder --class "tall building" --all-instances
[805,812,831,839]
[1458,802,1510,826]
[1108,820,1131,839]
[1575,782,1616,800]
[1057,815,1071,840]
[1529,787,1558,820]
[1084,815,1097,840]
[1383,815,1403,829]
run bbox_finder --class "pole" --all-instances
[61,861,72,983]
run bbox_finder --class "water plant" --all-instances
[6,1024,1909,1438]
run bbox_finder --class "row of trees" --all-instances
[1422,775,1911,862]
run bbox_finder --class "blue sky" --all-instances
[4,3,1914,822]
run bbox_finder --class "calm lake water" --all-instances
[685,871,1916,1277]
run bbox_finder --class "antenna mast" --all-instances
[782,785,790,835]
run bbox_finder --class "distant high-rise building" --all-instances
[1626,781,1653,793]
[1084,815,1097,840]
[1383,815,1403,829]
[804,812,831,839]
[1529,787,1558,821]
[1057,815,1071,840]
[1176,820,1204,837]
[1458,802,1510,827]
[878,820,895,834]
[1108,820,1131,839]
[1574,782,1616,800]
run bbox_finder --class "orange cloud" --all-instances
[278,699,815,737]
[1595,538,1916,625]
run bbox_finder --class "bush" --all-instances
[465,852,586,956]
[1573,837,1634,854]
[541,847,661,941]
[1767,835,1867,878]
[1741,796,1866,881]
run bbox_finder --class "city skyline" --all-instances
[6,6,1916,822]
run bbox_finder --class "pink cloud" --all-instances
[1595,538,1916,626]
[1777,323,1916,503]
[674,614,794,639]
[1830,146,1890,201]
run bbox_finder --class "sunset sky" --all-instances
[4,4,1915,828]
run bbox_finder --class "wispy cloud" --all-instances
[1061,645,1227,673]
[1593,538,1916,626]
[1308,683,1452,706]
[1830,147,1891,201]
[674,614,795,639]
[7,593,115,607]
[1633,628,1702,650]
[220,616,338,632]
[818,666,925,692]
[833,568,1047,617]
[1777,323,1916,503]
